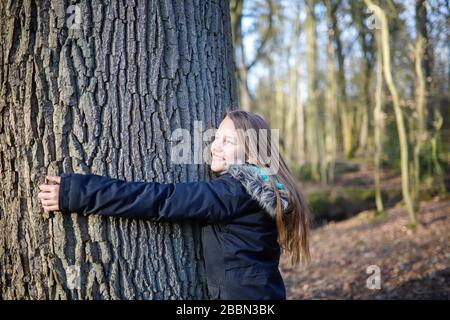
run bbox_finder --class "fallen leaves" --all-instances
[280,199,450,299]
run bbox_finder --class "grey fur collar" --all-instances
[222,164,290,219]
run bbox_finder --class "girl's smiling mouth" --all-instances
[212,155,224,160]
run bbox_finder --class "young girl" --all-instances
[38,110,310,300]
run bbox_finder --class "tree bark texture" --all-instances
[0,0,237,299]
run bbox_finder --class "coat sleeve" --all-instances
[58,173,249,224]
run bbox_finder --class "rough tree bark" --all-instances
[0,0,237,299]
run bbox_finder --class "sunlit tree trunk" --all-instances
[413,35,426,211]
[285,6,301,169]
[267,60,276,127]
[296,65,306,168]
[0,0,237,299]
[365,0,416,226]
[231,0,250,110]
[415,0,433,123]
[351,0,374,159]
[295,18,306,168]
[329,1,353,158]
[373,32,385,214]
[415,0,446,197]
[275,76,286,150]
[430,110,446,195]
[231,0,274,111]
[325,0,338,184]
[305,0,321,182]
[286,51,296,166]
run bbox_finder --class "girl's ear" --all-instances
[246,157,257,165]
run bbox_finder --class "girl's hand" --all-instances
[38,176,61,212]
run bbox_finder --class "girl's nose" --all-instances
[211,139,222,153]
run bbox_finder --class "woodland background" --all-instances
[232,0,449,299]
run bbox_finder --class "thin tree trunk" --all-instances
[415,0,445,196]
[0,0,237,299]
[415,0,433,127]
[325,0,338,184]
[231,0,274,111]
[329,2,353,158]
[238,65,252,111]
[305,0,322,182]
[286,8,301,168]
[430,103,446,195]
[296,63,306,167]
[230,0,251,110]
[295,6,305,168]
[373,31,385,214]
[413,35,426,211]
[365,0,416,226]
[268,60,276,128]
[351,0,374,159]
[287,49,297,166]
[275,77,285,150]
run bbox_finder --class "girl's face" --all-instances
[210,117,245,173]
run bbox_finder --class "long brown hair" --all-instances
[225,110,311,265]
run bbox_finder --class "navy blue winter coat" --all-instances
[59,164,290,300]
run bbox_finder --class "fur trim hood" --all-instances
[222,164,290,219]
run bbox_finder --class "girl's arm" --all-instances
[54,173,245,224]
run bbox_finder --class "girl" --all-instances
[38,110,310,300]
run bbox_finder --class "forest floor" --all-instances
[280,165,450,299]
[280,198,450,299]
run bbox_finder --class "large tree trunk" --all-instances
[0,0,237,299]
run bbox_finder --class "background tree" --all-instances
[324,0,338,184]
[240,0,448,226]
[329,0,354,159]
[373,30,385,215]
[351,0,375,159]
[0,0,237,299]
[230,0,276,110]
[305,0,324,183]
[364,0,416,226]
